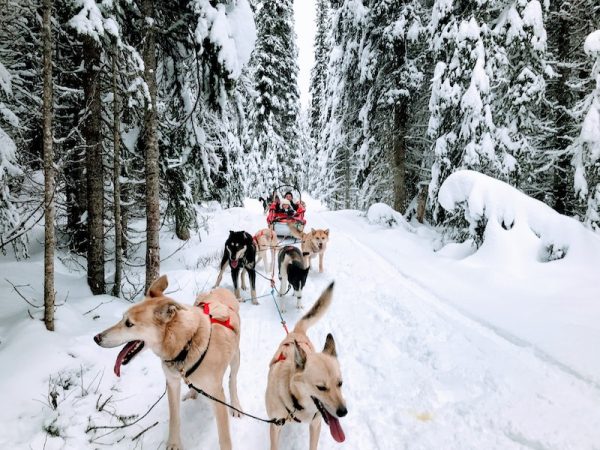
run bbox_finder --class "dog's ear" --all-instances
[229,230,235,235]
[322,333,337,358]
[293,340,307,371]
[154,301,181,323]
[324,229,330,236]
[147,275,168,298]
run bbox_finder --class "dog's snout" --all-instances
[336,406,348,418]
[93,333,102,345]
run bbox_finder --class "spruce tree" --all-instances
[248,0,301,196]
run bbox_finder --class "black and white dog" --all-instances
[277,245,310,312]
[214,231,258,305]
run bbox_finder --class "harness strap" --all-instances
[200,302,236,332]
[185,382,289,426]
[184,332,211,378]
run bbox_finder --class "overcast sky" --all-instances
[294,0,316,110]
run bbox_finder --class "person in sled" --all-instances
[283,191,302,211]
[277,198,296,216]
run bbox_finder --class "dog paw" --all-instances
[252,300,260,305]
[166,442,183,450]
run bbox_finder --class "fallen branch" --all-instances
[131,421,159,441]
[86,387,166,435]
[5,278,42,308]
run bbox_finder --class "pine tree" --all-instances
[0,60,23,254]
[427,0,514,220]
[248,0,301,196]
[572,30,600,230]
[494,0,554,200]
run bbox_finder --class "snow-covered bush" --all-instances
[571,30,600,230]
[438,170,600,261]
[367,203,409,228]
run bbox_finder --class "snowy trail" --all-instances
[1,205,599,449]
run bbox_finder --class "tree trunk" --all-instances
[552,9,570,215]
[416,184,427,224]
[42,0,55,331]
[143,0,160,291]
[65,150,87,253]
[82,35,105,294]
[392,103,407,213]
[111,44,123,298]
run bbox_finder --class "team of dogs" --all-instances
[94,223,345,450]
[214,226,330,312]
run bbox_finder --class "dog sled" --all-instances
[266,185,306,237]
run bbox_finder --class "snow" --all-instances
[0,126,21,177]
[522,0,547,51]
[0,61,12,95]
[583,30,600,55]
[192,0,256,80]
[366,203,410,229]
[69,0,106,40]
[1,193,600,449]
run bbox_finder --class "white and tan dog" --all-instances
[253,228,278,273]
[94,275,241,450]
[265,283,347,450]
[289,225,330,273]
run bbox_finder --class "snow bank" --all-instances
[438,170,600,262]
[367,203,409,228]
[584,30,600,55]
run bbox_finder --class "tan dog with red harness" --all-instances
[265,283,347,450]
[94,275,241,450]
[253,228,278,273]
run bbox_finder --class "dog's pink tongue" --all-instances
[230,259,238,269]
[114,341,138,377]
[326,412,345,443]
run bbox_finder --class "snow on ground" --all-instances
[0,192,599,449]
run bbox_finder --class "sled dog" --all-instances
[265,283,347,450]
[253,228,279,273]
[214,230,258,304]
[288,225,331,273]
[277,245,310,312]
[94,275,242,450]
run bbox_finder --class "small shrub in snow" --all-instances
[539,244,568,262]
[367,203,408,228]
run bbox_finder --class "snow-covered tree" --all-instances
[0,61,23,253]
[494,0,554,200]
[427,1,508,220]
[247,0,301,196]
[572,30,600,230]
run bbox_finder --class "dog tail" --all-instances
[293,282,334,334]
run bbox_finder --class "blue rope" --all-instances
[270,288,289,334]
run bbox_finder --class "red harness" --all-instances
[199,303,235,332]
[273,342,291,364]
